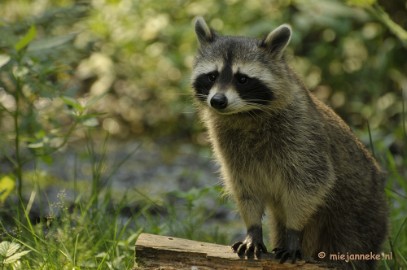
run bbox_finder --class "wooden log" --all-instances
[134,233,332,270]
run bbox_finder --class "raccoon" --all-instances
[191,17,388,270]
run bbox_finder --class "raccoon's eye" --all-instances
[207,72,218,82]
[236,74,249,84]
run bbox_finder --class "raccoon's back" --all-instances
[309,93,383,179]
[309,93,387,221]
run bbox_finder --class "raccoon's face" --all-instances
[191,17,292,115]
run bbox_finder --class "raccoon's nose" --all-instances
[210,94,228,110]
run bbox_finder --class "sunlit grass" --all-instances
[1,193,139,269]
[0,136,232,269]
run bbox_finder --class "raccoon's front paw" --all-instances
[232,239,267,259]
[272,247,302,263]
[231,226,267,258]
[272,228,302,263]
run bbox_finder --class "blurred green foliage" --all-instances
[1,0,406,145]
[0,9,100,197]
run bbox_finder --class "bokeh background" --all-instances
[1,0,406,145]
[0,0,406,268]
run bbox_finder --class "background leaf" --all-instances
[0,176,15,204]
[347,0,376,7]
[3,250,31,264]
[0,241,11,257]
[0,241,21,257]
[14,25,37,52]
[27,33,77,52]
[0,54,11,69]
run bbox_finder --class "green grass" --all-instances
[0,185,230,269]
[1,191,132,269]
[382,151,407,269]
[1,198,138,269]
[0,137,141,269]
[0,139,232,269]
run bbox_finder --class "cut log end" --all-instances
[134,233,333,270]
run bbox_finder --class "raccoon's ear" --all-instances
[260,24,292,58]
[194,17,217,46]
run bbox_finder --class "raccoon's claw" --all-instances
[232,240,267,258]
[231,225,267,259]
[273,228,302,263]
[272,247,302,263]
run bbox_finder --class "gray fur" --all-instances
[195,17,216,45]
[191,18,388,270]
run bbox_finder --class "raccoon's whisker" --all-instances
[194,94,208,100]
[245,101,271,108]
[247,110,259,121]
[244,102,274,116]
[244,99,269,104]
[173,92,195,96]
